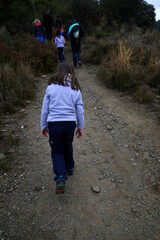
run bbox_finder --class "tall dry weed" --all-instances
[99,34,159,102]
[0,63,34,113]
[99,40,140,90]
[85,34,98,44]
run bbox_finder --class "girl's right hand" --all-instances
[76,129,83,139]
[41,128,49,138]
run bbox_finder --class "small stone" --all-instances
[91,185,100,193]
[132,162,137,166]
[111,178,116,182]
[41,75,47,78]
[83,152,87,156]
[131,207,137,213]
[107,125,113,130]
[19,109,26,113]
[34,186,43,191]
[117,180,124,183]
[143,152,150,160]
[9,188,14,192]
[8,148,15,154]
[99,175,104,180]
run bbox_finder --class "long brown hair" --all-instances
[48,63,81,91]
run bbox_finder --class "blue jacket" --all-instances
[41,80,84,130]
[34,24,45,38]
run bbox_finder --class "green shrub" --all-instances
[0,132,20,171]
[0,33,59,74]
[0,27,11,46]
[0,33,59,113]
[0,63,35,113]
[133,85,156,103]
[12,34,59,73]
[0,157,12,171]
[82,38,111,65]
[0,42,11,64]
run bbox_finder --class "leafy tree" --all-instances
[100,0,140,24]
[0,0,34,33]
[100,0,155,29]
[136,1,155,28]
[155,20,160,31]
[67,0,100,31]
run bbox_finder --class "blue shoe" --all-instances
[56,177,65,194]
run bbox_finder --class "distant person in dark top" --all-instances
[33,18,45,41]
[43,9,54,40]
[64,17,84,68]
[55,16,62,28]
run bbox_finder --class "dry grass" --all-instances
[0,131,20,171]
[82,37,112,65]
[99,40,140,90]
[0,62,35,113]
[134,85,155,103]
[85,34,98,44]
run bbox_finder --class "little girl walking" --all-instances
[41,63,84,194]
[54,29,65,62]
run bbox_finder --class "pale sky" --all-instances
[145,0,160,21]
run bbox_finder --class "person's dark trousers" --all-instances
[45,28,53,40]
[48,122,76,181]
[71,40,81,67]
[57,47,65,62]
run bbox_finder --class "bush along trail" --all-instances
[0,52,160,240]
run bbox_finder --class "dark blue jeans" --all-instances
[48,122,76,181]
[57,47,65,62]
[71,42,81,67]
[45,28,53,40]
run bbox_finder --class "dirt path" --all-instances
[0,51,160,240]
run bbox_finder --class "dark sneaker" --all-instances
[79,61,82,66]
[56,178,65,194]
[67,168,74,176]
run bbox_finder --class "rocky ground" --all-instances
[0,51,160,240]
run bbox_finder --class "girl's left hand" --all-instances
[41,128,49,138]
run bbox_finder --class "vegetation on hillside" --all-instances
[100,0,155,30]
[83,30,160,103]
[0,29,58,114]
[0,0,159,110]
[0,0,160,171]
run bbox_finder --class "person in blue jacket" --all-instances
[33,18,45,41]
[41,63,84,194]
